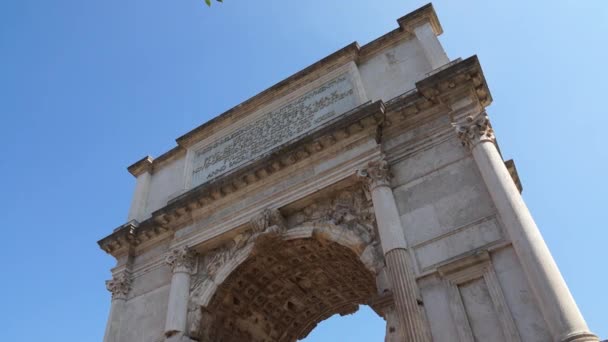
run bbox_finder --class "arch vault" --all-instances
[99,4,598,342]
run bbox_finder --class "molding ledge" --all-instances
[99,55,493,259]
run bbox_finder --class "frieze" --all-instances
[190,74,359,187]
[100,56,490,258]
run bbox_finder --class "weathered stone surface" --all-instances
[199,238,376,342]
[99,4,597,342]
[191,74,361,187]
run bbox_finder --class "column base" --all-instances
[561,331,599,342]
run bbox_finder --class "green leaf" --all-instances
[205,0,211,6]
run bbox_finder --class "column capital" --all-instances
[106,271,131,300]
[165,246,198,274]
[453,112,495,150]
[358,157,392,190]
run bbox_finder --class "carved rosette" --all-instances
[453,112,495,149]
[358,157,391,190]
[106,271,131,300]
[165,246,198,274]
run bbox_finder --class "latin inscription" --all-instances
[191,74,358,187]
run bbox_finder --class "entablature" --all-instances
[99,54,493,259]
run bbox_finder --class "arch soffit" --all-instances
[188,185,385,308]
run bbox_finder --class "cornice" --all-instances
[98,219,171,256]
[175,43,361,149]
[397,3,443,35]
[99,101,385,257]
[100,56,494,259]
[383,55,491,134]
[152,146,187,171]
[358,28,412,63]
[415,55,492,109]
[127,156,153,177]
[127,144,188,178]
[98,220,137,256]
[124,4,446,176]
[155,101,385,226]
[505,159,523,193]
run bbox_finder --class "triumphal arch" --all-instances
[99,4,598,342]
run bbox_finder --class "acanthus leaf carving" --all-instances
[453,111,495,149]
[106,271,131,300]
[358,157,391,190]
[165,246,198,274]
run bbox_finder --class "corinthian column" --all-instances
[454,112,598,342]
[164,246,197,338]
[359,159,429,342]
[104,271,131,342]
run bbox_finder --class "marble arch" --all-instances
[184,186,387,341]
[100,4,598,342]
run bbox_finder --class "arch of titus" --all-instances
[99,4,598,342]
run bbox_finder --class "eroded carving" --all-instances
[289,187,377,244]
[453,111,495,149]
[105,271,131,300]
[165,246,198,274]
[358,157,391,190]
[186,208,290,338]
[250,208,287,235]
[185,188,385,341]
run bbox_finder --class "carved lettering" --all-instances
[191,74,358,187]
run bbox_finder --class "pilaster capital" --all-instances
[106,271,131,300]
[165,246,198,274]
[453,112,495,150]
[358,157,392,190]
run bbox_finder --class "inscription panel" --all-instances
[190,73,360,187]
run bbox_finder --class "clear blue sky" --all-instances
[1,1,606,341]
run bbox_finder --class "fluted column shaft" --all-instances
[383,305,403,342]
[104,271,131,342]
[361,159,429,342]
[455,113,597,342]
[164,247,197,338]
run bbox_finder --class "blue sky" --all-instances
[1,0,606,341]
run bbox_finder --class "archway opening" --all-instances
[300,305,385,341]
[201,236,379,342]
